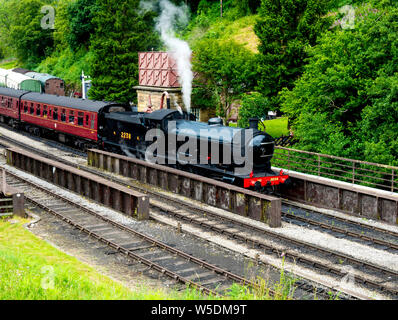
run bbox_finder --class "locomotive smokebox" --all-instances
[249,118,259,130]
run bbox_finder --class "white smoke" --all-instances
[140,0,194,113]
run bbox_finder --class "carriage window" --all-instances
[60,82,64,88]
[78,112,84,126]
[61,109,66,122]
[53,108,58,121]
[69,111,75,123]
[7,99,11,108]
[91,115,95,129]
[30,103,34,115]
[36,104,41,116]
[85,115,89,126]
[43,105,48,117]
[24,102,28,113]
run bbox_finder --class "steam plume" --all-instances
[140,0,194,112]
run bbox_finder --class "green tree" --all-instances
[192,39,257,123]
[255,0,331,111]
[238,92,269,128]
[280,4,398,165]
[89,0,159,104]
[67,0,98,51]
[52,0,74,50]
[6,0,55,66]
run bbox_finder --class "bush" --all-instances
[238,92,270,128]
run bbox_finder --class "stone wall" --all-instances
[134,85,214,122]
[135,86,184,113]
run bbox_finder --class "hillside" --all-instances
[0,0,397,166]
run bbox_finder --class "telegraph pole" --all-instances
[81,71,91,100]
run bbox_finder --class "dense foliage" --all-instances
[0,0,55,68]
[281,2,398,165]
[88,0,158,104]
[237,92,270,128]
[67,0,98,51]
[255,0,331,111]
[0,0,397,165]
[192,39,257,123]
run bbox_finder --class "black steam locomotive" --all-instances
[102,108,289,191]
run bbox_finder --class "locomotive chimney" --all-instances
[249,118,259,130]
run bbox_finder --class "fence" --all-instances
[273,146,398,193]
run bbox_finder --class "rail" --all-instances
[273,147,398,193]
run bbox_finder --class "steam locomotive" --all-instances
[0,87,289,191]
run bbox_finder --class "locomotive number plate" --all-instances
[121,132,132,140]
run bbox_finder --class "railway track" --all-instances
[3,166,267,298]
[0,133,396,299]
[1,133,396,253]
[151,200,398,298]
[282,202,398,252]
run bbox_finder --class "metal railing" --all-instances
[273,147,398,193]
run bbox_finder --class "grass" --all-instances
[230,117,289,138]
[187,13,260,54]
[0,217,210,300]
[261,117,289,138]
[0,58,18,70]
